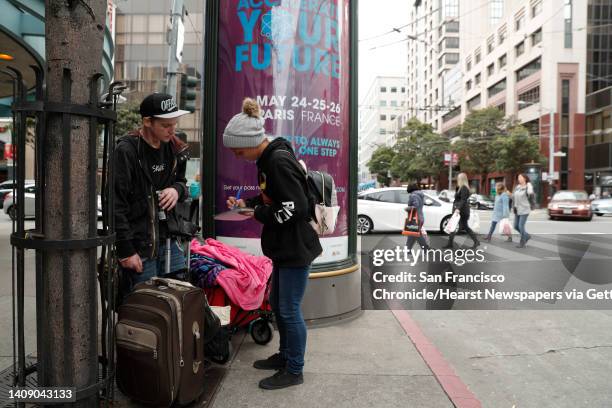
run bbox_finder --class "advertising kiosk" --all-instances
[201,0,360,323]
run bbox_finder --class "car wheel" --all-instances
[357,215,373,235]
[596,213,603,216]
[440,215,451,234]
[586,215,593,221]
[7,205,17,221]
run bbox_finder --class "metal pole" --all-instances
[448,150,453,190]
[166,0,185,96]
[549,110,555,197]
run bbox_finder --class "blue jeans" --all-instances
[487,221,498,237]
[513,214,531,243]
[269,265,311,375]
[128,239,187,287]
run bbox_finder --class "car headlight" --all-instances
[578,204,589,210]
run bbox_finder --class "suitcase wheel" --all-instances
[250,318,274,345]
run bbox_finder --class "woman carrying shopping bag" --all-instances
[404,184,430,251]
[484,182,511,242]
[443,173,480,249]
[512,173,535,248]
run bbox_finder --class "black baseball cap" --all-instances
[139,93,190,119]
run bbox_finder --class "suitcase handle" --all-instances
[192,321,202,374]
[151,277,195,290]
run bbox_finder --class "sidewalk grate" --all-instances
[0,356,38,407]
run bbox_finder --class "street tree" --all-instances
[115,103,142,137]
[391,118,449,186]
[43,0,107,405]
[367,145,396,186]
[456,107,507,192]
[492,125,548,186]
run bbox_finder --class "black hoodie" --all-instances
[114,134,188,259]
[245,138,322,267]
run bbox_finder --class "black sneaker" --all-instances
[258,369,304,390]
[253,353,286,370]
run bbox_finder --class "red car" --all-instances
[548,190,593,221]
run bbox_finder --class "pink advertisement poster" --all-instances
[215,0,350,263]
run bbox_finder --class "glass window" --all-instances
[487,63,494,76]
[531,0,542,17]
[467,94,482,110]
[490,0,504,26]
[380,115,387,121]
[466,80,472,91]
[531,28,542,46]
[564,0,573,48]
[466,59,472,71]
[391,87,397,93]
[446,53,459,64]
[499,54,507,68]
[515,13,525,31]
[488,79,506,97]
[391,115,397,121]
[380,87,387,92]
[515,41,525,57]
[148,15,166,32]
[517,86,540,109]
[475,49,481,63]
[498,25,507,44]
[515,57,541,81]
[446,21,459,32]
[132,15,147,32]
[380,100,387,107]
[148,34,165,45]
[401,87,406,93]
[446,37,459,48]
[475,73,481,85]
[116,15,131,33]
[487,36,495,54]
[379,128,386,135]
[390,100,398,107]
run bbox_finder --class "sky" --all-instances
[358,0,410,104]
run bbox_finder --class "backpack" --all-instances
[305,169,340,235]
[275,150,340,236]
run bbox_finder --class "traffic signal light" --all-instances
[180,74,198,113]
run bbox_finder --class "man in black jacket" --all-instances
[225,98,322,390]
[114,93,190,287]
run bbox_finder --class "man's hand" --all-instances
[158,187,179,211]
[226,197,246,209]
[119,253,143,273]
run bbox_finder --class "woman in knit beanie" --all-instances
[224,98,322,391]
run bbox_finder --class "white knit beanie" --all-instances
[223,98,266,148]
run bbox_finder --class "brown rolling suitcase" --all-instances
[116,277,206,406]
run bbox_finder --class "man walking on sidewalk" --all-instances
[225,98,322,390]
[114,93,190,289]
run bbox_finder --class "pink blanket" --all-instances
[190,238,272,310]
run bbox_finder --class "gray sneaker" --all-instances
[253,353,286,370]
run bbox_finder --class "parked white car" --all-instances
[0,180,35,209]
[357,187,454,234]
[4,187,103,220]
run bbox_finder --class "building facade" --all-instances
[114,0,203,171]
[358,76,407,182]
[406,0,461,133]
[585,0,612,197]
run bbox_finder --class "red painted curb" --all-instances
[392,309,482,408]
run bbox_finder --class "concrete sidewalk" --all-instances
[208,311,455,408]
